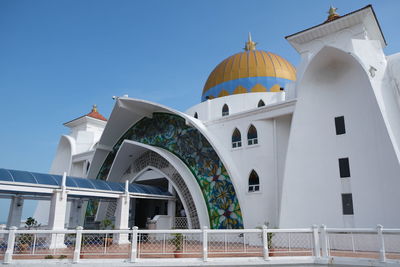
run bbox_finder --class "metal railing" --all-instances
[0,225,399,265]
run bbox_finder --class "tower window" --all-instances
[86,162,90,174]
[248,170,260,192]
[335,116,346,135]
[194,112,198,119]
[232,128,242,148]
[338,158,351,178]
[247,125,258,145]
[257,100,265,107]
[341,193,354,215]
[222,104,229,116]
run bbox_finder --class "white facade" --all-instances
[34,108,106,225]
[43,5,400,230]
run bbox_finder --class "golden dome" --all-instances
[201,38,296,101]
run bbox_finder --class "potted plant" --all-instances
[267,230,275,256]
[100,219,114,246]
[17,217,40,252]
[171,233,184,258]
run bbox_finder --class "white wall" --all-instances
[186,92,285,121]
[205,110,291,228]
[280,46,400,228]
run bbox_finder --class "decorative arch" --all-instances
[100,151,201,228]
[96,113,243,229]
[232,128,242,148]
[248,170,260,192]
[247,125,258,145]
[222,104,229,116]
[257,99,265,107]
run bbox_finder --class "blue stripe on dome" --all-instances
[201,76,293,102]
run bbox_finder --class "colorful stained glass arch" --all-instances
[97,113,243,229]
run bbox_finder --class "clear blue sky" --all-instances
[0,0,399,222]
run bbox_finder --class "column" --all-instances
[68,199,84,228]
[48,173,68,248]
[7,196,24,228]
[129,198,136,228]
[114,181,130,244]
[167,182,176,229]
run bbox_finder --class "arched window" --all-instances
[257,100,265,107]
[248,170,260,192]
[247,124,258,145]
[222,104,229,116]
[232,128,242,148]
[194,112,198,119]
[86,161,91,174]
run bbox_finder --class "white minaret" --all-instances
[34,105,108,225]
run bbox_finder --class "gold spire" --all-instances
[244,32,257,51]
[92,104,98,113]
[326,6,340,22]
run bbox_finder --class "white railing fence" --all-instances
[0,225,399,264]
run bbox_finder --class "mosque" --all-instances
[29,5,400,231]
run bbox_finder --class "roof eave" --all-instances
[285,5,386,52]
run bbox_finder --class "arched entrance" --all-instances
[100,150,201,229]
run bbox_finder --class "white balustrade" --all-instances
[0,225,399,266]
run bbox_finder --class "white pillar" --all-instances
[48,172,68,248]
[129,198,136,228]
[114,180,130,244]
[7,196,24,228]
[167,182,176,229]
[68,199,84,228]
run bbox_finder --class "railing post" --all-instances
[320,224,328,259]
[130,226,138,263]
[377,224,386,262]
[312,224,321,258]
[202,226,208,262]
[262,225,269,261]
[73,226,83,263]
[4,226,17,264]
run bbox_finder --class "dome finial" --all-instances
[244,32,257,51]
[92,104,98,113]
[326,6,340,22]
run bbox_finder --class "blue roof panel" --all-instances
[70,177,95,189]
[90,179,112,191]
[0,169,13,182]
[9,170,37,184]
[31,172,60,186]
[0,168,171,197]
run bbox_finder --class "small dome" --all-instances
[201,37,296,101]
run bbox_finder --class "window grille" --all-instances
[248,170,260,192]
[247,125,258,145]
[232,128,242,148]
